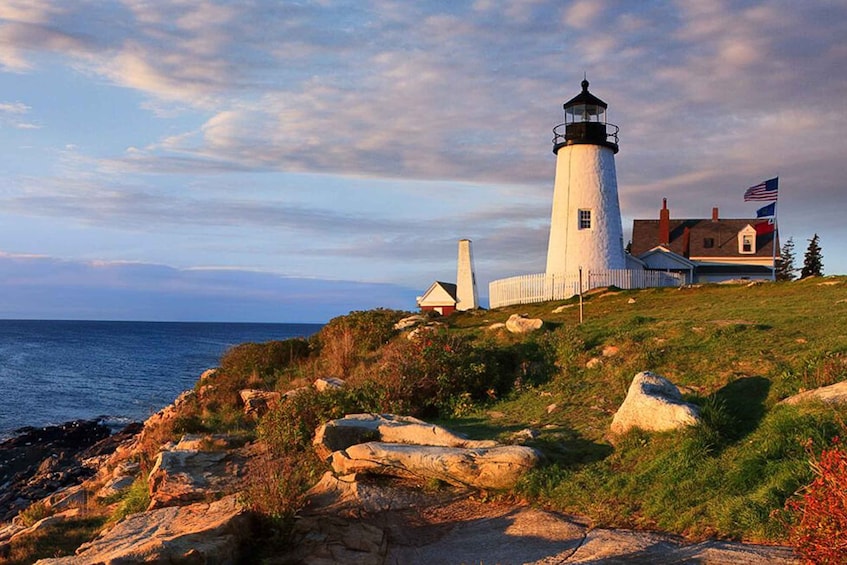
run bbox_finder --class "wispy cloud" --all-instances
[0,0,846,318]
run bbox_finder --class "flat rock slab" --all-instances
[330,442,541,490]
[35,494,251,565]
[314,413,497,461]
[147,447,245,509]
[386,505,799,564]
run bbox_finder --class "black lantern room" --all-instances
[552,79,619,154]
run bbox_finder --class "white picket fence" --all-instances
[488,270,685,309]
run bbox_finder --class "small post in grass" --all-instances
[578,266,584,324]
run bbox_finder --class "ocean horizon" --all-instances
[0,319,322,438]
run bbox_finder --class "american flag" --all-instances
[744,177,779,202]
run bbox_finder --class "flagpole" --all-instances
[772,205,778,281]
[771,178,779,281]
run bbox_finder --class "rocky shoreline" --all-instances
[0,365,815,563]
[0,419,143,522]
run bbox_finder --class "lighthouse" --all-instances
[545,79,626,276]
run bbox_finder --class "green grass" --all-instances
[192,277,847,545]
[450,277,847,542]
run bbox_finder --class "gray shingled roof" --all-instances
[631,219,778,259]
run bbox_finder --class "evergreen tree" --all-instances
[775,237,796,281]
[800,234,824,279]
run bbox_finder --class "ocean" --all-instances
[0,320,321,439]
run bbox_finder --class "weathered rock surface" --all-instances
[0,419,118,521]
[782,380,847,406]
[288,514,388,565]
[610,371,701,435]
[292,483,799,565]
[314,413,497,460]
[385,503,799,564]
[147,441,246,510]
[315,376,346,391]
[394,314,427,330]
[238,388,281,418]
[506,313,544,334]
[35,494,251,565]
[330,442,541,490]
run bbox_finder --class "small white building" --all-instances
[416,281,458,315]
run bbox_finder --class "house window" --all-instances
[578,209,592,230]
[703,238,715,249]
[741,234,754,253]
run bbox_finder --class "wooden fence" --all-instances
[488,270,685,309]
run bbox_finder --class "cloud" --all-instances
[1,0,847,291]
[0,252,418,322]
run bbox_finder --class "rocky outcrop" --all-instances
[394,314,427,330]
[35,494,251,565]
[314,413,497,460]
[782,381,847,405]
[384,503,799,564]
[238,389,282,418]
[329,442,541,490]
[610,371,701,435]
[314,377,345,392]
[147,436,247,510]
[506,314,543,334]
[316,414,540,490]
[0,419,116,521]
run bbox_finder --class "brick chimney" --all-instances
[659,198,670,245]
[712,207,719,222]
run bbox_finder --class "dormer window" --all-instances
[737,225,757,255]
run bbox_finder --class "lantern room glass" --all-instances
[566,104,605,124]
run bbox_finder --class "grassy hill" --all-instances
[166,276,847,544]
[445,277,847,541]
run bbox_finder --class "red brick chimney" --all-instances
[712,207,719,222]
[659,198,670,245]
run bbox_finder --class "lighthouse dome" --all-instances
[553,79,619,154]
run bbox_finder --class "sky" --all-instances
[0,1,845,323]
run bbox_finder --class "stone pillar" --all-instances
[456,239,478,311]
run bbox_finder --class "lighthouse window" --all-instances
[741,234,754,253]
[578,209,592,230]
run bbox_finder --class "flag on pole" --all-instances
[744,177,778,201]
[755,218,775,235]
[756,202,776,218]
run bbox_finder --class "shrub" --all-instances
[787,436,847,563]
[314,309,409,378]
[110,476,151,523]
[219,338,311,384]
[241,447,321,539]
[19,501,52,527]
[368,329,493,417]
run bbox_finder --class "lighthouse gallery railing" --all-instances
[488,270,685,309]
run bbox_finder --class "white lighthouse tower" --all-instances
[545,79,626,276]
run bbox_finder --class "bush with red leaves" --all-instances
[788,436,847,564]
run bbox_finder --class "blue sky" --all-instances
[1,1,845,322]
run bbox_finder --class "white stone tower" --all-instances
[455,239,478,311]
[545,79,626,276]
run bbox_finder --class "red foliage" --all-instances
[788,437,847,564]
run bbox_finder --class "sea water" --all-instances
[0,320,321,438]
